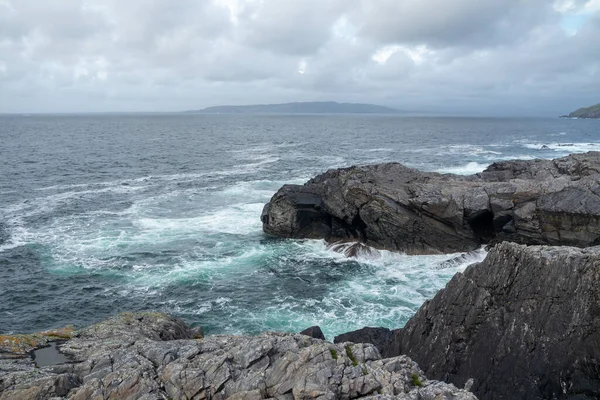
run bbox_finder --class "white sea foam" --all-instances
[483,154,536,161]
[228,142,307,155]
[441,145,504,157]
[221,240,491,338]
[32,165,280,193]
[366,148,394,153]
[435,162,490,175]
[136,203,264,236]
[521,142,599,153]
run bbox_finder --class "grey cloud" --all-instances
[0,0,599,115]
[350,0,557,48]
[238,0,347,55]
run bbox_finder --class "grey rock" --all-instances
[385,242,600,400]
[0,312,476,400]
[334,329,393,358]
[262,152,600,254]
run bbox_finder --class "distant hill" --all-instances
[185,101,400,114]
[562,103,600,119]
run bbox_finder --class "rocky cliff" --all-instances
[0,312,477,400]
[261,152,600,255]
[337,243,600,399]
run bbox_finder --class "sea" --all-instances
[0,114,598,339]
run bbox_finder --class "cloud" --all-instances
[350,0,556,49]
[0,0,599,115]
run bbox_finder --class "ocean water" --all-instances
[0,114,598,338]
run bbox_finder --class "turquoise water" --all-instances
[0,114,597,338]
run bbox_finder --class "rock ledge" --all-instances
[0,312,476,400]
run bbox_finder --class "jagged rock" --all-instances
[381,242,600,400]
[300,326,326,340]
[0,312,477,400]
[262,152,600,254]
[435,250,486,270]
[329,242,379,258]
[334,328,393,358]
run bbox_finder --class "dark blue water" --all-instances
[1,114,598,338]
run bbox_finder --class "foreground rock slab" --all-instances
[262,152,600,254]
[0,312,476,400]
[345,243,600,399]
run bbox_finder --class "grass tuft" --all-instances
[345,345,358,366]
[410,372,424,387]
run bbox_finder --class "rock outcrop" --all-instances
[299,326,326,340]
[334,328,394,358]
[342,243,600,399]
[0,312,477,400]
[261,152,600,254]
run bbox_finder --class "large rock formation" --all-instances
[340,243,600,400]
[261,152,600,254]
[0,312,477,400]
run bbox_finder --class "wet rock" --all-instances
[299,326,326,340]
[435,250,486,270]
[329,242,379,258]
[386,242,600,400]
[0,312,476,399]
[262,152,600,254]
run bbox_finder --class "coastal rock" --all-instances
[382,242,600,399]
[334,328,394,358]
[0,312,477,400]
[261,152,600,254]
[299,326,326,340]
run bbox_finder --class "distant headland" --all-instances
[185,101,401,114]
[561,103,600,119]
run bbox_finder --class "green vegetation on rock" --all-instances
[565,103,600,119]
[411,373,424,387]
[329,348,338,359]
[345,345,358,366]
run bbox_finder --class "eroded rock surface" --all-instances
[0,312,476,400]
[377,242,600,400]
[262,152,600,254]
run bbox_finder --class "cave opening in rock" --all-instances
[468,210,496,243]
[351,214,368,242]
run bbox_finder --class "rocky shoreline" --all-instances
[261,152,600,399]
[335,243,600,399]
[3,152,599,399]
[0,312,476,400]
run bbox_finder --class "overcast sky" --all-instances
[0,0,599,115]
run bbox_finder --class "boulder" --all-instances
[382,242,600,400]
[0,312,477,400]
[299,326,326,340]
[262,152,600,254]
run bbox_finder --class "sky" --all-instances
[0,0,599,115]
